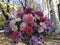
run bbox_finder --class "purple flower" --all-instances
[32,26,38,32]
[38,35,44,42]
[4,26,12,37]
[4,20,10,27]
[29,36,38,45]
[44,19,52,27]
[18,32,24,39]
[44,27,52,35]
[12,39,19,44]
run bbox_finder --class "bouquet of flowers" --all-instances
[4,7,52,45]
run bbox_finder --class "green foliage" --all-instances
[0,15,5,29]
[0,22,4,29]
[24,35,31,41]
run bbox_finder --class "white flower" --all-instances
[40,22,46,29]
[38,41,43,45]
[12,26,18,31]
[15,18,21,22]
[38,27,44,33]
[10,19,16,27]
[17,42,26,45]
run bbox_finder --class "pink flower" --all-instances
[24,7,33,14]
[35,11,44,17]
[12,31,19,40]
[40,17,48,22]
[20,22,27,31]
[17,11,25,18]
[23,14,35,24]
[31,11,35,15]
[24,26,33,35]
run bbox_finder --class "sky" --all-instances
[34,0,42,4]
[10,0,42,4]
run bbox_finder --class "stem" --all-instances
[7,0,10,13]
[19,0,27,10]
[2,10,9,20]
[25,0,27,9]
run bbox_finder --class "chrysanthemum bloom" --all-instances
[23,14,35,25]
[35,11,44,18]
[31,11,35,15]
[12,26,18,31]
[24,26,33,35]
[20,22,27,31]
[40,17,47,22]
[15,18,21,22]
[24,7,33,14]
[38,27,44,33]
[10,19,16,27]
[39,22,47,29]
[17,11,25,18]
[12,31,19,40]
